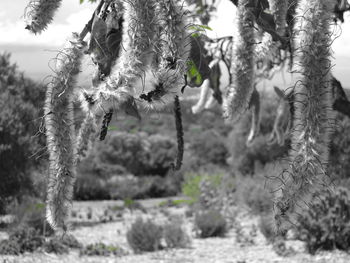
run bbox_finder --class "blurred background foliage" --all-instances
[2,52,350,209]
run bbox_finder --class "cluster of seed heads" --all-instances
[23,0,350,234]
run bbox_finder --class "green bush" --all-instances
[182,172,223,204]
[163,222,190,248]
[126,218,163,252]
[79,243,126,256]
[194,210,227,238]
[297,187,350,254]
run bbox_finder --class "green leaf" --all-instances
[187,60,203,86]
[191,33,200,38]
[197,25,213,31]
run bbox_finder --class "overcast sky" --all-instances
[0,0,350,88]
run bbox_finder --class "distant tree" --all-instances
[0,53,46,212]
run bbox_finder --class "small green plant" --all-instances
[163,222,190,249]
[126,218,163,252]
[123,198,146,212]
[80,243,126,256]
[182,173,223,204]
[194,209,227,238]
[296,187,350,254]
[158,199,193,207]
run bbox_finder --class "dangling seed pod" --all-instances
[25,0,62,34]
[94,0,156,111]
[171,95,184,171]
[76,112,98,163]
[274,0,335,233]
[140,0,191,110]
[246,87,260,146]
[223,0,255,122]
[44,33,85,232]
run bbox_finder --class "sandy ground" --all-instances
[1,198,350,263]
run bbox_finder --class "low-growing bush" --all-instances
[123,199,146,212]
[297,187,350,254]
[163,223,190,248]
[189,130,229,166]
[9,198,53,236]
[182,172,223,205]
[45,234,82,254]
[237,175,273,215]
[194,210,227,238]
[80,243,127,256]
[126,218,163,252]
[0,227,44,255]
[74,174,110,201]
[258,214,276,243]
[0,227,81,255]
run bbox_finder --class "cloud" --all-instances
[0,8,94,47]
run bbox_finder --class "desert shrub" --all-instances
[44,238,69,254]
[194,210,227,238]
[0,227,44,255]
[98,132,176,177]
[74,174,110,200]
[189,130,229,166]
[237,175,273,215]
[110,175,179,200]
[126,218,163,252]
[163,222,190,248]
[272,239,295,257]
[296,187,350,254]
[258,214,276,243]
[147,134,177,175]
[80,243,126,256]
[329,115,350,180]
[9,198,53,236]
